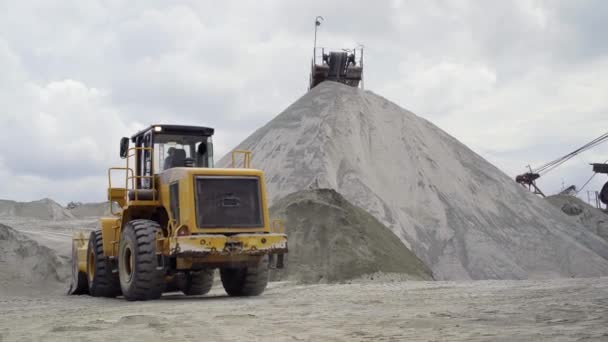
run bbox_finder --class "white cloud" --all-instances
[0,77,140,202]
[0,0,607,205]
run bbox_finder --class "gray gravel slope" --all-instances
[219,81,608,280]
[269,189,433,283]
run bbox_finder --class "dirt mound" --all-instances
[546,195,608,242]
[269,189,433,283]
[0,198,74,220]
[220,81,608,280]
[67,202,116,218]
[0,223,69,295]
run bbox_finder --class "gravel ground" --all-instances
[1,277,607,342]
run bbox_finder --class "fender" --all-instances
[100,217,120,257]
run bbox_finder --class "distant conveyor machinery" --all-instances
[516,130,608,207]
[308,16,364,90]
[309,48,364,90]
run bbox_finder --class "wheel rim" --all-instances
[122,245,134,282]
[87,248,95,283]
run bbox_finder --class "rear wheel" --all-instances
[86,230,121,297]
[220,257,268,296]
[118,219,165,301]
[179,269,214,296]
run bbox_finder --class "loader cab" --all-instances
[122,125,215,189]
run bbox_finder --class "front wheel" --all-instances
[118,219,165,301]
[220,256,268,297]
[86,230,121,297]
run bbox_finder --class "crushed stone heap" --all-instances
[0,198,74,221]
[546,195,608,242]
[67,202,117,218]
[220,81,608,280]
[0,223,68,295]
[269,189,433,283]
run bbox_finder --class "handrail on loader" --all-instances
[107,147,158,214]
[107,167,134,215]
[126,147,158,202]
[231,150,252,168]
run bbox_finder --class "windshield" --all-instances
[153,134,213,173]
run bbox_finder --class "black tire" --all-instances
[164,275,179,293]
[87,230,121,297]
[179,269,214,296]
[220,257,268,297]
[118,219,165,301]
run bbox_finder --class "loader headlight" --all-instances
[177,226,190,236]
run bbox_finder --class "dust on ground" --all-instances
[1,277,606,342]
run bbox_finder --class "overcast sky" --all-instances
[1,0,607,205]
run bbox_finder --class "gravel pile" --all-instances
[220,81,608,280]
[269,189,433,283]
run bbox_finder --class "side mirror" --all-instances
[119,137,129,159]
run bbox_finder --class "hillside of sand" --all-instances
[219,81,608,280]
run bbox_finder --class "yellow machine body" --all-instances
[74,167,287,271]
[69,125,287,298]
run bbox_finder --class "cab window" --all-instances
[153,134,213,173]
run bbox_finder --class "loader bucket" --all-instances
[68,232,89,295]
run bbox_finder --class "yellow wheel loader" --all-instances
[69,125,287,301]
